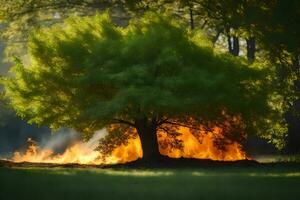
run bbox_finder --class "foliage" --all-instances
[256,0,300,102]
[0,0,132,60]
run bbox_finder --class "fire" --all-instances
[158,127,247,161]
[11,125,247,164]
[12,134,142,165]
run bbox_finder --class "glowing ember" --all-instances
[11,125,247,164]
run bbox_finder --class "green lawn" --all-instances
[1,166,300,200]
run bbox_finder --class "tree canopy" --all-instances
[1,12,286,160]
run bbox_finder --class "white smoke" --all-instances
[84,129,108,149]
[40,128,79,152]
[40,128,108,153]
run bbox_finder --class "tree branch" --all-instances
[162,120,214,133]
[112,118,135,127]
[4,1,112,21]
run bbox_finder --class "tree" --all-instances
[2,12,285,162]
[255,0,300,153]
[187,0,243,56]
[188,0,269,61]
[0,1,118,58]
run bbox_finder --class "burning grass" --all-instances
[10,130,142,165]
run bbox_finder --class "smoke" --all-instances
[40,128,80,153]
[40,129,108,153]
[85,129,108,148]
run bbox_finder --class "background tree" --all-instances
[254,0,300,153]
[2,12,285,161]
[0,0,139,59]
[189,0,269,61]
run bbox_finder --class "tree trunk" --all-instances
[285,54,300,154]
[232,36,240,56]
[292,55,300,76]
[246,37,256,62]
[227,35,232,53]
[285,110,300,154]
[135,119,162,162]
[227,36,239,56]
[189,4,194,30]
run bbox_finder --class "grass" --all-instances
[1,166,300,200]
[254,154,300,163]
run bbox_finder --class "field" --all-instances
[1,163,300,200]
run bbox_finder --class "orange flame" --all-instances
[158,127,247,161]
[12,136,142,165]
[11,125,247,164]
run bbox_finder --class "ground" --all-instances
[1,163,300,200]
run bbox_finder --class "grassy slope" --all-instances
[1,166,300,200]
